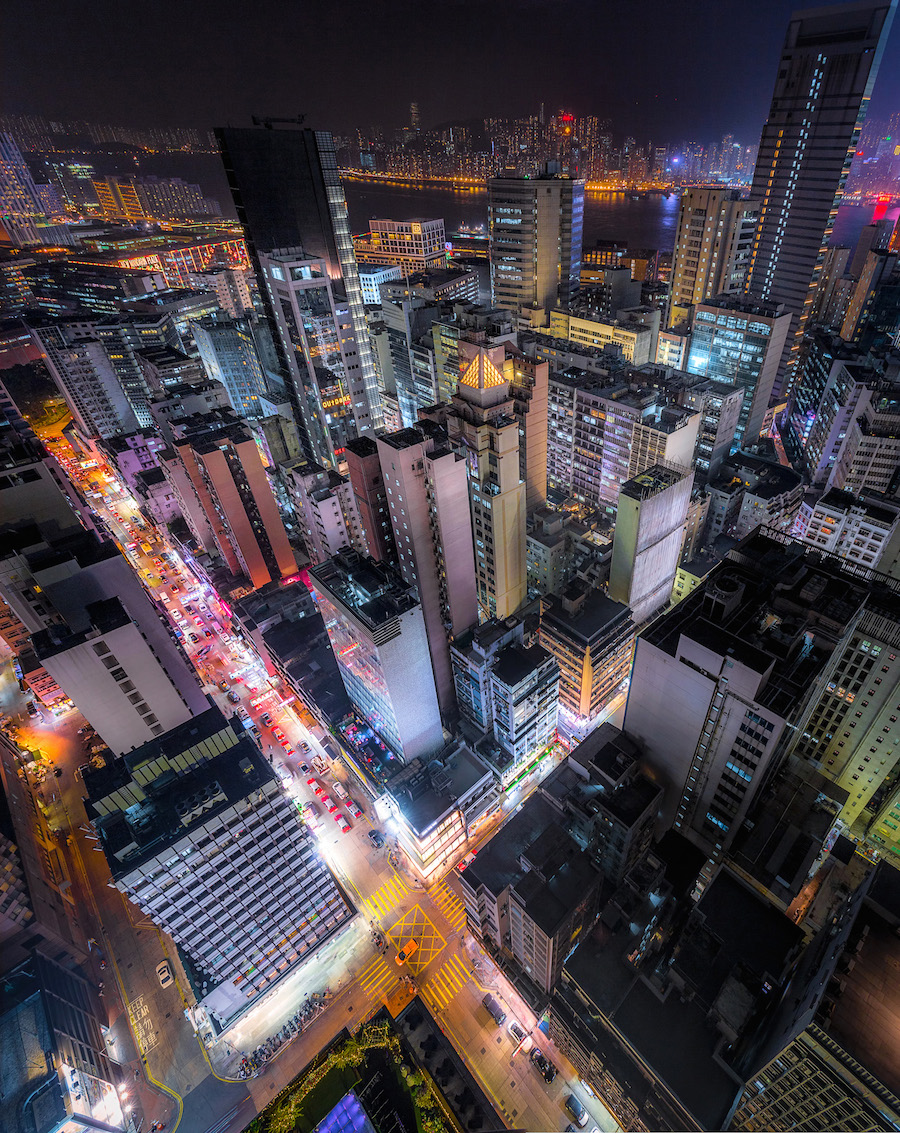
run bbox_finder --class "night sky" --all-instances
[5,0,900,144]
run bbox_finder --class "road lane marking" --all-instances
[423,953,470,1008]
[431,885,467,929]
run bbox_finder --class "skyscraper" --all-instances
[667,188,759,328]
[744,0,897,391]
[488,172,584,317]
[216,123,383,439]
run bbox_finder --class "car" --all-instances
[170,584,180,593]
[184,603,194,613]
[507,1019,527,1045]
[204,629,213,638]
[218,680,230,692]
[156,961,173,989]
[160,592,171,604]
[193,616,204,627]
[314,783,325,797]
[395,939,418,966]
[259,712,272,727]
[321,795,338,812]
[283,746,295,757]
[160,574,169,584]
[307,777,318,788]
[457,851,477,872]
[26,701,39,717]
[367,830,385,849]
[279,737,292,749]
[530,1048,558,1083]
[189,633,201,643]
[227,691,241,704]
[337,816,351,833]
[299,742,310,752]
[564,1095,589,1128]
[299,762,310,774]
[272,726,285,741]
[347,800,363,818]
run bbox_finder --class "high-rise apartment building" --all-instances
[343,436,398,564]
[311,550,444,761]
[191,315,271,419]
[281,457,366,565]
[488,172,584,316]
[352,218,447,273]
[793,487,900,571]
[216,124,383,433]
[439,345,527,620]
[667,188,759,327]
[159,409,296,588]
[0,130,44,246]
[87,708,353,1022]
[377,423,477,722]
[745,1,897,391]
[686,295,792,447]
[608,463,694,622]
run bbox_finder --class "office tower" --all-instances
[745,1,897,392]
[667,188,759,327]
[352,218,447,273]
[440,344,527,620]
[357,262,403,304]
[344,436,398,564]
[705,452,804,541]
[159,408,296,588]
[410,102,421,132]
[191,315,270,418]
[86,708,353,1022]
[311,550,444,760]
[215,123,382,431]
[0,131,44,246]
[377,423,477,722]
[281,457,366,564]
[794,487,900,570]
[609,464,694,622]
[540,582,635,734]
[488,171,584,316]
[686,295,792,447]
[260,248,367,463]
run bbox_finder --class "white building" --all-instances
[609,464,694,623]
[281,457,366,565]
[311,551,444,761]
[489,642,559,781]
[793,488,900,572]
[88,709,353,1023]
[358,263,403,305]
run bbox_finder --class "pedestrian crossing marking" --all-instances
[358,957,395,998]
[431,884,467,930]
[365,874,410,919]
[423,953,471,1010]
[387,905,445,974]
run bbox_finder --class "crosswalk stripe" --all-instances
[367,875,412,918]
[424,953,470,1008]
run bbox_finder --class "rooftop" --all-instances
[462,793,560,898]
[620,463,688,501]
[387,743,492,836]
[310,551,421,631]
[512,824,601,937]
[491,642,553,688]
[541,583,632,645]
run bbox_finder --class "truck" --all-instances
[331,780,349,801]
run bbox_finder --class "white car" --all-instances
[156,961,173,989]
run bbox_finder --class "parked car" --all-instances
[507,1019,527,1045]
[259,712,272,727]
[299,762,310,774]
[347,800,363,818]
[530,1048,558,1083]
[367,830,385,849]
[564,1095,589,1128]
[156,961,173,989]
[227,691,241,704]
[218,680,230,692]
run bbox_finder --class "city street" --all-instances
[8,426,621,1133]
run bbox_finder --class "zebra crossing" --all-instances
[422,953,470,1010]
[430,883,467,931]
[357,956,397,1000]
[364,873,410,920]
